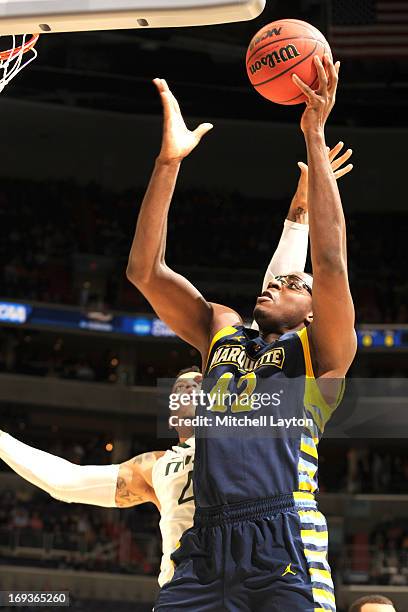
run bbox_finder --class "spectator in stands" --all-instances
[1,178,407,320]
[0,486,159,576]
[30,511,43,531]
[349,594,396,612]
[12,506,29,530]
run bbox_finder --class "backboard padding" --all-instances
[0,0,266,34]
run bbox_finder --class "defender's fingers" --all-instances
[334,163,353,179]
[331,149,353,172]
[328,141,344,162]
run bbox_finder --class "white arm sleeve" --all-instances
[251,219,309,330]
[0,430,120,507]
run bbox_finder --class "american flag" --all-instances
[329,0,408,57]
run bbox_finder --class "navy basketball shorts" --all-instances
[154,494,335,612]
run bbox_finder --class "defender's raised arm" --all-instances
[258,141,352,298]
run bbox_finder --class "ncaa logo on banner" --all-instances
[0,302,31,324]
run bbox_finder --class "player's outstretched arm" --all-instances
[251,142,353,330]
[262,141,353,290]
[293,56,357,379]
[0,429,160,509]
[127,78,240,357]
[115,451,162,508]
[250,178,309,330]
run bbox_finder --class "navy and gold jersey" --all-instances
[156,327,341,611]
[194,325,343,509]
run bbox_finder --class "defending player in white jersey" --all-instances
[0,144,352,586]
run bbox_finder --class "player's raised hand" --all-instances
[291,54,340,134]
[154,78,213,164]
[297,140,353,192]
[290,142,353,222]
[327,140,353,179]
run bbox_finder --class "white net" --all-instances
[0,34,38,93]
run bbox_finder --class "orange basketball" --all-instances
[246,19,332,105]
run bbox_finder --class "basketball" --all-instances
[246,19,332,105]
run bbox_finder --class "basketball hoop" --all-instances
[0,34,39,93]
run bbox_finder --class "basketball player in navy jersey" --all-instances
[128,55,356,611]
[0,141,351,598]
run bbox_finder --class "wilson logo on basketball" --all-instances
[249,44,301,76]
[249,27,282,52]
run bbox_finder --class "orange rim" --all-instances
[0,34,39,61]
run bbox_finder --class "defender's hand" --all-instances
[292,55,340,134]
[297,140,353,196]
[289,141,353,223]
[154,78,213,164]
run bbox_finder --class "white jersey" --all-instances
[152,437,195,587]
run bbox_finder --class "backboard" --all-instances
[0,0,266,34]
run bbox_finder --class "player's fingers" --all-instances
[160,78,180,114]
[165,82,182,114]
[334,163,353,180]
[153,77,165,93]
[172,95,181,114]
[193,123,214,140]
[160,78,174,99]
[331,148,353,172]
[160,78,170,91]
[297,161,308,174]
[169,92,181,115]
[315,55,328,95]
[159,91,172,121]
[324,55,340,100]
[160,78,173,100]
[324,55,338,96]
[328,141,344,162]
[323,53,334,74]
[292,73,314,100]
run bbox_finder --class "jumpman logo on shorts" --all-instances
[281,563,297,577]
